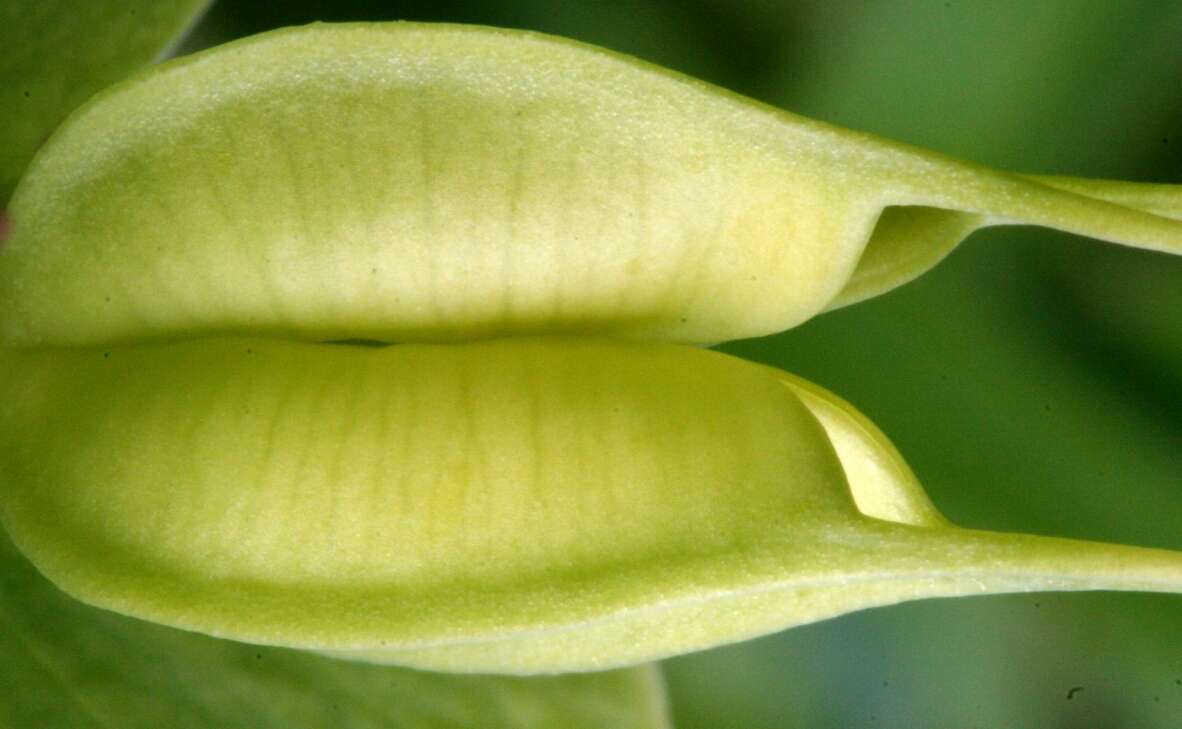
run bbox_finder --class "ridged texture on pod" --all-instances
[3,22,1180,347]
[2,339,1179,673]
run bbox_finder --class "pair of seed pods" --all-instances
[1,23,1179,674]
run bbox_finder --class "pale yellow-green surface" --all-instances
[2,18,1181,680]
[2,338,1179,673]
[776,372,947,528]
[3,22,1181,348]
[0,0,211,204]
[1,6,1179,728]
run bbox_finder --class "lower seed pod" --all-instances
[0,338,1178,673]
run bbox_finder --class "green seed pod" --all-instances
[1,22,1179,348]
[1,21,1179,678]
[1,338,1178,674]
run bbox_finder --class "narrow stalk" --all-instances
[860,519,1182,598]
[870,141,1182,255]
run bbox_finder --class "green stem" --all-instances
[863,139,1182,254]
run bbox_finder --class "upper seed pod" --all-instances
[0,0,212,203]
[1,22,1179,348]
[1,338,1178,674]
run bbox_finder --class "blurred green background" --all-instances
[37,1,1182,727]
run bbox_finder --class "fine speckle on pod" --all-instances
[1,22,1181,676]
[2,22,1179,348]
[2,337,1180,673]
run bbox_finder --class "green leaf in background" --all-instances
[0,529,670,729]
[3,22,1178,350]
[0,0,212,205]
